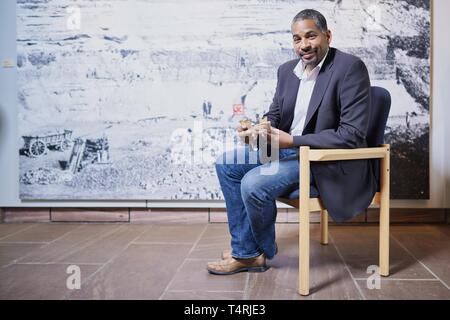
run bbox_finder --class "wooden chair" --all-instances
[278,86,391,296]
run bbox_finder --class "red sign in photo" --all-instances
[233,103,244,115]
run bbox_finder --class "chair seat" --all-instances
[284,185,320,199]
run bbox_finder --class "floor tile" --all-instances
[189,224,230,259]
[0,263,101,299]
[246,224,362,299]
[0,222,448,300]
[0,224,36,240]
[161,290,243,300]
[436,225,450,237]
[167,259,248,292]
[209,209,288,223]
[20,224,121,263]
[0,223,79,243]
[58,225,147,264]
[329,226,435,279]
[0,243,43,267]
[134,224,206,244]
[356,280,450,300]
[68,243,191,299]
[391,225,450,287]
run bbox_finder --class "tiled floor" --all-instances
[0,221,449,300]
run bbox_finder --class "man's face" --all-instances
[291,19,331,69]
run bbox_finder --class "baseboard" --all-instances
[1,207,51,223]
[50,208,130,222]
[0,207,448,224]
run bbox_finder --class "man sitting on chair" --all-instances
[208,9,377,275]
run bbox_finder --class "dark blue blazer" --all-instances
[264,47,377,222]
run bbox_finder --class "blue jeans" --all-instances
[215,145,299,260]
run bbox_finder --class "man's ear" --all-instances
[326,30,332,45]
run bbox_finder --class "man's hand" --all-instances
[237,121,251,145]
[236,124,249,134]
[259,126,294,149]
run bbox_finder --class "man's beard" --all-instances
[297,48,319,66]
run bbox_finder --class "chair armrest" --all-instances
[305,145,389,162]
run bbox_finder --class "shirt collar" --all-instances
[294,49,329,80]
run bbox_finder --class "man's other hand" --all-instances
[260,126,294,149]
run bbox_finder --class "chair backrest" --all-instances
[367,86,391,147]
[367,86,391,190]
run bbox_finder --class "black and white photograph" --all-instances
[17,0,430,200]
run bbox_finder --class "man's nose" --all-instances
[300,40,311,51]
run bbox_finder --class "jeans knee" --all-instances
[241,173,267,204]
[240,176,251,201]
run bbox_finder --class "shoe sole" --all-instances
[207,265,270,275]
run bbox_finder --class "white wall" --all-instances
[1,0,449,208]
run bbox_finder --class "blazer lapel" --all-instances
[283,70,300,126]
[302,50,335,133]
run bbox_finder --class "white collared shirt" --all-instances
[290,50,329,136]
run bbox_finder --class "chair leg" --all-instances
[299,203,310,295]
[320,209,328,245]
[379,145,390,277]
[299,146,310,296]
[379,205,389,276]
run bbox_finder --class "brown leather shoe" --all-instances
[207,254,269,275]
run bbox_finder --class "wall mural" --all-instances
[17,0,430,200]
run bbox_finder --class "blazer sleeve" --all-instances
[263,66,282,129]
[292,59,371,149]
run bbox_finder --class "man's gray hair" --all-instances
[292,9,328,32]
